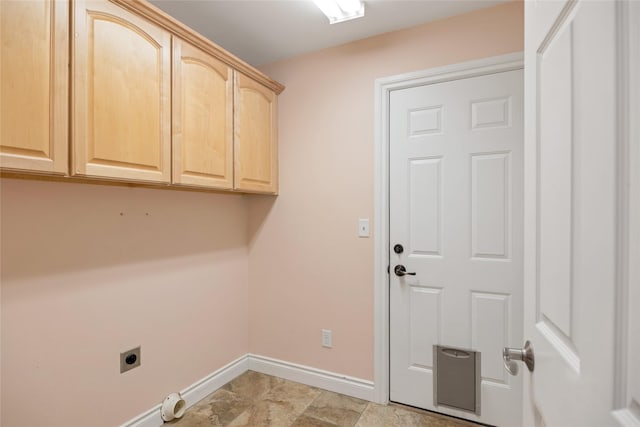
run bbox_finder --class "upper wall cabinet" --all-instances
[72,0,171,183]
[0,0,69,174]
[172,38,233,189]
[234,73,278,194]
[2,0,284,193]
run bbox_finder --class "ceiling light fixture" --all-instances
[313,0,365,24]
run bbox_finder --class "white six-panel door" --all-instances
[389,69,523,426]
[523,1,639,426]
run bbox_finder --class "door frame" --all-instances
[373,52,524,404]
[613,2,639,423]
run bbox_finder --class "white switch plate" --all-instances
[322,329,332,348]
[358,218,370,238]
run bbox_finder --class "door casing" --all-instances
[373,52,524,405]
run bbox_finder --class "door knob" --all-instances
[503,340,534,375]
[394,265,416,277]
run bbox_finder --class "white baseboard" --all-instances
[120,353,376,426]
[247,354,375,402]
[120,355,249,427]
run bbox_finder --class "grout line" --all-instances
[297,388,323,420]
[288,388,322,426]
[353,402,372,426]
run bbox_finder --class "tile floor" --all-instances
[170,371,478,427]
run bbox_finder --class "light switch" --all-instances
[358,218,370,238]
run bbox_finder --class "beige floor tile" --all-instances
[169,395,217,426]
[388,404,479,427]
[169,412,220,427]
[265,379,322,407]
[291,414,339,427]
[225,378,323,427]
[355,403,469,427]
[302,391,368,427]
[226,399,302,427]
[222,370,285,401]
[208,388,253,425]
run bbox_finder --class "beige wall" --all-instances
[0,179,249,426]
[249,1,524,381]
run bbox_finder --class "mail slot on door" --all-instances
[433,345,481,415]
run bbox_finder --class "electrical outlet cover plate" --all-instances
[322,329,332,348]
[120,346,141,373]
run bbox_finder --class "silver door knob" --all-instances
[503,340,534,375]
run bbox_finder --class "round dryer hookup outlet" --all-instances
[161,392,186,422]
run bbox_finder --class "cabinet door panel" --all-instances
[73,0,171,182]
[172,38,233,189]
[234,72,278,194]
[0,0,68,174]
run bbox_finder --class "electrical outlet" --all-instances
[322,329,332,348]
[120,346,141,373]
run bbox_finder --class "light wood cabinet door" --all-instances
[234,72,278,194]
[73,0,171,183]
[0,0,69,174]
[172,38,233,189]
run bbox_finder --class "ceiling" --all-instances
[150,0,509,66]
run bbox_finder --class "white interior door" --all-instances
[523,1,638,426]
[389,69,523,426]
